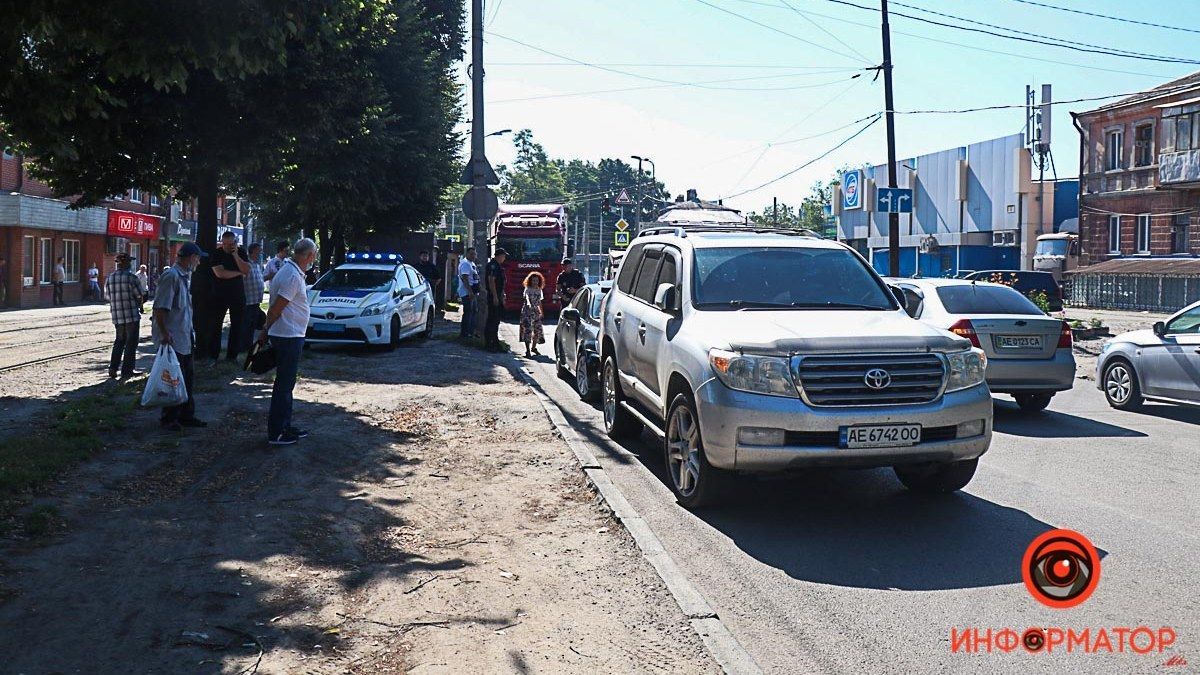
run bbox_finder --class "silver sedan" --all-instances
[890,278,1075,412]
[1097,300,1200,410]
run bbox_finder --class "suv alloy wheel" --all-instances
[665,393,724,508]
[602,356,642,438]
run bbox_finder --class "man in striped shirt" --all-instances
[104,254,144,379]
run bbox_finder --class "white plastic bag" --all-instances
[141,345,188,408]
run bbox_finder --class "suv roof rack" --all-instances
[634,225,822,239]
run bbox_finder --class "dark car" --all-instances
[961,270,1062,312]
[554,281,611,401]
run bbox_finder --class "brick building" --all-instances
[0,149,169,309]
[1074,72,1200,266]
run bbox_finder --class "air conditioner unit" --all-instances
[919,236,939,253]
[992,231,1017,247]
[22,277,34,287]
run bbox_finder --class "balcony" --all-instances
[0,193,107,233]
[1159,149,1200,186]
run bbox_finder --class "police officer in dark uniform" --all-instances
[556,258,586,303]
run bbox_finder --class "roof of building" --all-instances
[1080,70,1200,115]
[1068,257,1200,276]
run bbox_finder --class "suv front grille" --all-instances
[793,354,945,406]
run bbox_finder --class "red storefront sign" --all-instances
[106,209,162,239]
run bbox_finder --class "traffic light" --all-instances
[601,197,611,214]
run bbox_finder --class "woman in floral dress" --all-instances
[519,271,545,357]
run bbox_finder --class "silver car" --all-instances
[890,278,1075,412]
[599,228,992,509]
[1096,300,1200,410]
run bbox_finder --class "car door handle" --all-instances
[638,323,647,342]
[614,312,623,328]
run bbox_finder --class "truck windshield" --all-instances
[692,247,895,310]
[497,236,562,262]
[312,268,394,292]
[1035,240,1069,256]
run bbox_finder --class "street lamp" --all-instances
[486,128,512,138]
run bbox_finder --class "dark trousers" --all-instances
[208,295,245,361]
[485,301,503,348]
[459,294,476,338]
[268,336,305,439]
[53,282,64,306]
[109,322,139,376]
[160,352,196,424]
[238,304,261,353]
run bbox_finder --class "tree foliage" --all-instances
[497,129,670,222]
[747,169,847,232]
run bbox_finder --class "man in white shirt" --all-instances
[263,240,289,288]
[457,247,480,339]
[259,237,316,446]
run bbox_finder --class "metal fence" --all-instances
[1065,274,1200,312]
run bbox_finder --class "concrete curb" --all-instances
[505,352,762,675]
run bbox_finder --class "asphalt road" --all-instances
[504,321,1200,674]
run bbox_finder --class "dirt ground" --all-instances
[0,316,717,674]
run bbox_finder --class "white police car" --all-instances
[306,253,435,349]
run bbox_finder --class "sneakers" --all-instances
[268,431,300,446]
[286,426,310,439]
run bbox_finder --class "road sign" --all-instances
[614,218,630,232]
[614,231,631,247]
[842,169,862,210]
[461,186,499,221]
[615,188,633,205]
[875,187,913,214]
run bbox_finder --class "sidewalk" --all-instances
[0,318,717,673]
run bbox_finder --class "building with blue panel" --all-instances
[835,134,1077,278]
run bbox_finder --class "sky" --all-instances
[462,0,1199,214]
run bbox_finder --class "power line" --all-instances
[893,81,1200,115]
[722,115,882,201]
[485,0,505,27]
[777,0,874,63]
[777,4,1178,79]
[1006,0,1200,35]
[823,0,1200,65]
[690,0,875,65]
[489,62,864,70]
[488,72,863,104]
[889,0,1195,62]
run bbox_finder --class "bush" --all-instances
[1088,317,1104,329]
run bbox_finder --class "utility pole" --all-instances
[465,0,494,252]
[881,0,900,277]
[773,196,778,227]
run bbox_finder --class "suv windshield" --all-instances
[692,247,895,310]
[496,236,563,262]
[313,268,394,293]
[936,284,1042,315]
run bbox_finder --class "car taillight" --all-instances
[949,319,981,348]
[1057,320,1072,348]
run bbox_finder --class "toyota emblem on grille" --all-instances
[325,311,335,320]
[864,368,891,389]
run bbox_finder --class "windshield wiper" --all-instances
[787,301,889,310]
[724,300,797,309]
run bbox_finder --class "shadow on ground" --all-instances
[992,399,1147,438]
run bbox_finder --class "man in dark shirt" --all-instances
[414,249,440,294]
[556,258,586,303]
[483,248,507,351]
[208,231,250,361]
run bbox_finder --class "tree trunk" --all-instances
[191,167,220,354]
[319,224,333,271]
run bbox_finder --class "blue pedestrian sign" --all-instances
[841,169,862,210]
[876,187,913,214]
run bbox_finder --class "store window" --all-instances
[63,239,81,282]
[22,236,34,286]
[39,238,53,284]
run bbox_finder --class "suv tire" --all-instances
[602,356,642,439]
[894,458,978,494]
[1014,393,1053,412]
[576,352,596,401]
[1103,359,1143,411]
[665,393,724,509]
[554,337,570,378]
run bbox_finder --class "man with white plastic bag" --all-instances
[141,344,188,408]
[150,243,208,431]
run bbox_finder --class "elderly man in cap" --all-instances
[104,253,144,379]
[153,243,208,431]
[259,237,317,446]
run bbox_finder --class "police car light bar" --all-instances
[345,252,403,263]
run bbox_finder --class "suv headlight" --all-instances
[360,302,387,317]
[709,349,796,397]
[945,348,986,393]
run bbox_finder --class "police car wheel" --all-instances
[388,315,401,350]
[422,309,434,339]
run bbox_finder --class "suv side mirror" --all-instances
[1153,321,1166,337]
[654,283,680,313]
[561,307,580,322]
